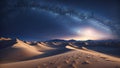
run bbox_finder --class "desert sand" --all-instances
[30,42,56,52]
[0,38,120,68]
[0,38,42,63]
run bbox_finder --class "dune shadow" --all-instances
[0,39,17,50]
[85,46,120,58]
[24,47,71,60]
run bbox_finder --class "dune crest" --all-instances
[0,37,11,41]
[32,43,55,52]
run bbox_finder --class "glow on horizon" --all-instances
[61,27,116,41]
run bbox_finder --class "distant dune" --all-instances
[0,38,120,68]
[27,42,56,52]
[0,37,11,41]
[34,43,55,51]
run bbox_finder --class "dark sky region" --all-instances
[0,0,120,41]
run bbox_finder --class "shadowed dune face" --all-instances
[0,39,17,49]
[31,43,56,52]
[42,42,68,48]
[25,42,56,52]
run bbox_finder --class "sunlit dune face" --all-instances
[63,27,116,40]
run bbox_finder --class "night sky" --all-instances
[0,0,120,41]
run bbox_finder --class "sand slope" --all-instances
[1,46,120,68]
[1,38,120,68]
[0,39,42,63]
[31,42,55,52]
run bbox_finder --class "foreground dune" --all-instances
[1,47,120,68]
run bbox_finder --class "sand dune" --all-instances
[0,37,11,41]
[1,45,120,68]
[31,42,56,52]
[43,42,68,48]
[0,39,42,63]
[66,45,120,62]
[1,38,120,68]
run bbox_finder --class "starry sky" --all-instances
[0,0,120,41]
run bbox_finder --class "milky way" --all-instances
[0,0,119,41]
